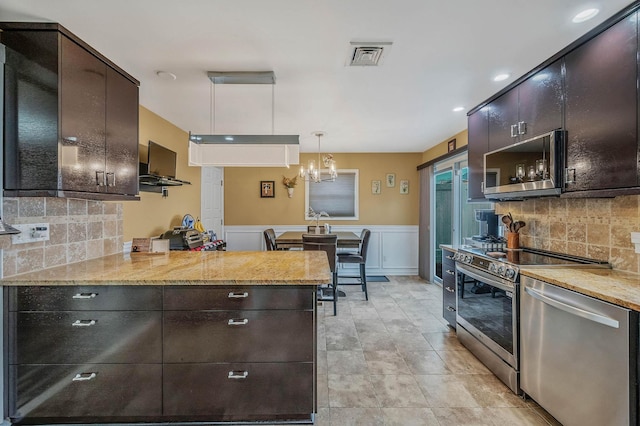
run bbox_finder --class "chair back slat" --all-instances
[263,228,277,251]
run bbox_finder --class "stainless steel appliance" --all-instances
[453,247,608,394]
[521,276,637,426]
[483,130,565,200]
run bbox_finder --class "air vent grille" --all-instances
[348,41,393,67]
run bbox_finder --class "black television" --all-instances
[147,141,177,178]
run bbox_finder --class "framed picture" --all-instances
[447,139,457,152]
[386,173,395,187]
[400,179,409,194]
[371,180,381,194]
[260,181,275,198]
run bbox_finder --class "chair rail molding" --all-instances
[223,225,419,276]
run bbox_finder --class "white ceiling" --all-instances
[0,0,633,154]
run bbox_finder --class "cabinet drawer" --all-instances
[9,286,162,311]
[9,364,162,420]
[164,310,314,363]
[163,362,313,419]
[163,286,314,310]
[10,311,162,364]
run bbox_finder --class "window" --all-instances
[305,169,359,220]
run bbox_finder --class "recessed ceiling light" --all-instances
[156,70,177,80]
[224,136,234,141]
[452,106,465,112]
[572,8,599,23]
[493,73,510,82]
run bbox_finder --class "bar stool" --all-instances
[302,233,338,315]
[337,229,370,301]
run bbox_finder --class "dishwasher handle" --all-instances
[524,286,619,329]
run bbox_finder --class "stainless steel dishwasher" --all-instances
[520,276,638,426]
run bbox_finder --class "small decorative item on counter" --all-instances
[282,175,298,198]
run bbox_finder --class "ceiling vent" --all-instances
[348,41,393,66]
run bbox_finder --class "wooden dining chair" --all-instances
[337,229,371,300]
[263,228,277,251]
[302,233,338,315]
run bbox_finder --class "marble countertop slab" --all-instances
[521,268,640,311]
[0,251,332,286]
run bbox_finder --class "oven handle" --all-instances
[455,263,515,293]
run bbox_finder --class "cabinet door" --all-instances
[59,35,106,192]
[441,250,456,328]
[10,364,161,419]
[518,59,564,139]
[163,363,313,419]
[105,67,139,195]
[467,107,489,200]
[488,89,519,151]
[565,15,638,192]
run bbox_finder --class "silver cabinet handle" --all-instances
[518,121,527,135]
[105,172,116,187]
[445,286,455,293]
[565,168,576,185]
[72,372,97,382]
[445,255,454,260]
[72,319,97,327]
[228,371,248,380]
[480,181,484,193]
[72,293,98,299]
[524,287,619,328]
[445,269,455,276]
[446,306,456,312]
[228,292,249,299]
[95,171,105,186]
[510,124,518,138]
[228,318,249,326]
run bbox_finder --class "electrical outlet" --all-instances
[11,223,50,244]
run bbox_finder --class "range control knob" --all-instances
[497,265,506,276]
[454,253,461,261]
[464,255,472,263]
[488,263,497,273]
[505,268,516,279]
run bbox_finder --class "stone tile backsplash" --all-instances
[495,195,640,273]
[1,197,123,277]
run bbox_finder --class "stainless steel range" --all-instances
[453,247,608,394]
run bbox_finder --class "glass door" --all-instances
[434,170,453,280]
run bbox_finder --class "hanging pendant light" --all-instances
[299,131,337,183]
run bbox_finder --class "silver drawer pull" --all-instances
[228,318,249,326]
[445,255,455,260]
[72,319,97,327]
[72,293,98,299]
[72,372,97,382]
[446,306,456,312]
[228,292,249,299]
[445,286,455,293]
[228,371,248,380]
[445,270,455,276]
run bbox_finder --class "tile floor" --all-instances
[312,276,562,426]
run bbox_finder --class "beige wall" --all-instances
[224,153,422,225]
[421,129,468,163]
[122,106,201,241]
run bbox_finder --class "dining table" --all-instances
[275,230,361,250]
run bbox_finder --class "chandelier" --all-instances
[299,131,337,183]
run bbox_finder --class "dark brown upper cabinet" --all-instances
[1,23,140,200]
[564,13,638,193]
[487,60,564,152]
[467,106,489,200]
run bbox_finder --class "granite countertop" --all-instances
[0,251,332,286]
[521,268,640,312]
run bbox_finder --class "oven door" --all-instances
[455,262,518,368]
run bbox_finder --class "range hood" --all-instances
[188,71,300,168]
[188,134,299,167]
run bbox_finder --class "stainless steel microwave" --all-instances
[483,130,565,200]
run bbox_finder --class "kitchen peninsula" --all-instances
[1,250,330,425]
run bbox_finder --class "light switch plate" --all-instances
[11,223,50,244]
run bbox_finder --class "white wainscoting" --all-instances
[224,225,419,276]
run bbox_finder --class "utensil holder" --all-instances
[507,232,519,249]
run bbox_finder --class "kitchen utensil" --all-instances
[513,220,526,233]
[502,215,512,232]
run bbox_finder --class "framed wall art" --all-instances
[372,180,381,194]
[400,179,409,194]
[386,173,395,187]
[447,139,457,152]
[260,180,275,198]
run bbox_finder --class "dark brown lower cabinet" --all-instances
[163,363,313,421]
[6,285,317,424]
[441,248,457,328]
